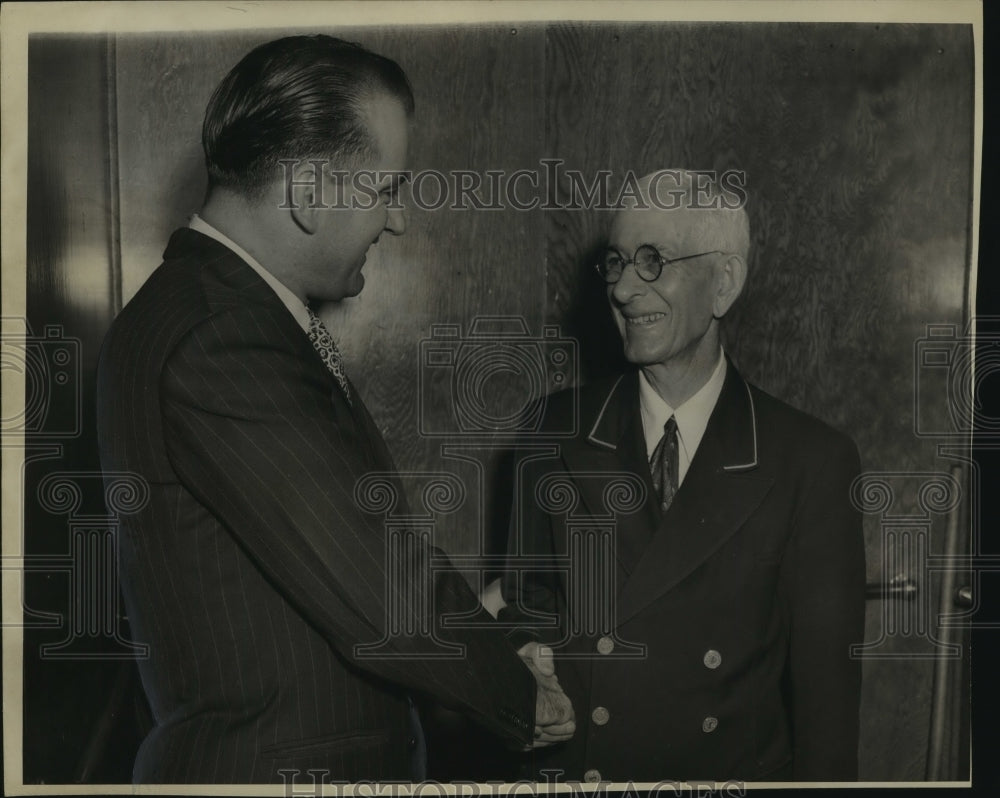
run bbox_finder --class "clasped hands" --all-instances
[518,641,575,749]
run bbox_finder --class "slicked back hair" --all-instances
[202,35,414,199]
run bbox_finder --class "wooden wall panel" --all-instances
[323,25,547,562]
[115,31,272,301]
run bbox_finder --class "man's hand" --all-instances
[518,641,575,748]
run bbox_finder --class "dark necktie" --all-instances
[306,308,352,407]
[649,416,679,513]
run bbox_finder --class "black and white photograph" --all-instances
[0,0,993,794]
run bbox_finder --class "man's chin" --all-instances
[340,272,365,298]
[622,342,665,367]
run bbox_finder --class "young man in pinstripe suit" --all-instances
[97,35,573,784]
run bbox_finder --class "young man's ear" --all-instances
[713,254,748,318]
[285,160,327,234]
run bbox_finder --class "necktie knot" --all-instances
[306,308,352,406]
[650,415,679,513]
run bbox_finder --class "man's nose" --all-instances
[609,261,646,303]
[385,205,406,236]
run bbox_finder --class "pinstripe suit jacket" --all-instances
[96,229,535,783]
[502,363,865,782]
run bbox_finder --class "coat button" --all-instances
[584,769,602,783]
[596,636,615,655]
[591,706,610,726]
[703,649,722,669]
[702,716,719,733]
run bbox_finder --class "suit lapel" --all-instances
[615,361,773,625]
[561,374,662,574]
[562,373,660,575]
[167,228,388,471]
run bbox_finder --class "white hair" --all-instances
[631,169,751,261]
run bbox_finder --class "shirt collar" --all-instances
[188,214,311,333]
[638,349,727,462]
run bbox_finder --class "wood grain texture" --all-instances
[326,25,548,561]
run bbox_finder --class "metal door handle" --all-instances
[864,575,918,600]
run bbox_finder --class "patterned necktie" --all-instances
[306,308,352,406]
[649,416,679,513]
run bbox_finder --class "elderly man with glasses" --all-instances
[499,170,866,783]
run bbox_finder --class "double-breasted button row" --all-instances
[599,637,716,664]
[700,647,721,732]
[588,643,720,740]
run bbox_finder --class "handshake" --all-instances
[518,641,576,749]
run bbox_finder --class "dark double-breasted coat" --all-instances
[502,361,865,783]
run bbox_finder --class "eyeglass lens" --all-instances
[600,245,662,282]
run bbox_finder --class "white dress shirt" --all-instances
[188,214,311,333]
[638,350,727,487]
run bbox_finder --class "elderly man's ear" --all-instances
[713,254,748,319]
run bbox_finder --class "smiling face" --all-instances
[300,92,410,302]
[606,205,725,377]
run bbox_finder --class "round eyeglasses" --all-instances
[595,244,722,284]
